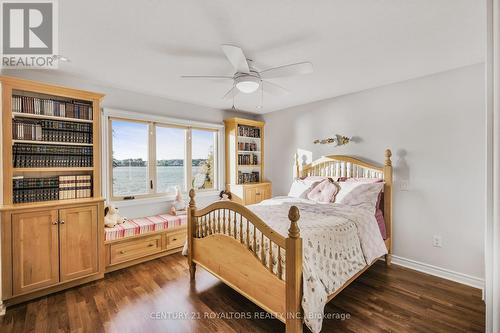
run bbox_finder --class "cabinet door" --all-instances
[261,184,272,200]
[244,187,257,205]
[12,209,59,295]
[59,205,98,282]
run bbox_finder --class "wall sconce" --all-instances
[313,134,352,146]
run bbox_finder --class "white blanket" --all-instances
[248,196,387,333]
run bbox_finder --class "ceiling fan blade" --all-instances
[262,81,289,96]
[259,62,313,79]
[181,75,233,80]
[223,86,240,99]
[221,44,250,74]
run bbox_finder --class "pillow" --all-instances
[336,182,384,213]
[288,179,322,198]
[307,179,339,203]
[375,209,387,239]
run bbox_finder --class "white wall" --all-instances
[0,70,257,217]
[261,63,485,281]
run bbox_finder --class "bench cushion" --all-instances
[105,213,187,241]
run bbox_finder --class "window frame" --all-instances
[103,108,224,203]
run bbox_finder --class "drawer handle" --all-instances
[172,238,177,241]
[148,243,154,247]
[120,250,126,254]
[256,192,261,195]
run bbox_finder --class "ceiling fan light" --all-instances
[235,75,260,93]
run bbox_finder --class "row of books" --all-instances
[40,119,92,132]
[13,143,93,168]
[59,175,92,200]
[238,171,260,184]
[238,125,261,138]
[12,95,93,120]
[12,175,92,203]
[12,119,42,141]
[238,142,258,151]
[13,176,58,189]
[238,154,259,165]
[13,119,93,143]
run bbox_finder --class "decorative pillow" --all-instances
[307,179,339,203]
[375,209,387,239]
[336,182,384,213]
[288,179,322,198]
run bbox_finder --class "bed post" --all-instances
[295,153,301,179]
[383,149,393,267]
[285,206,303,333]
[188,189,197,280]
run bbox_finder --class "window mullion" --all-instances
[149,122,156,194]
[185,127,192,192]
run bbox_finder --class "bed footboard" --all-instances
[187,190,303,333]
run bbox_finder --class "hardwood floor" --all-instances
[0,253,484,333]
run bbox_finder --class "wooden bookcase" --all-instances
[224,117,271,205]
[0,76,105,305]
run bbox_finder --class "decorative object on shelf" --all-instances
[219,190,232,201]
[170,186,187,216]
[313,134,352,146]
[104,204,126,228]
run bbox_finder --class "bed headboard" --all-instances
[295,149,393,255]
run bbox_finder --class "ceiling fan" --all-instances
[181,44,313,100]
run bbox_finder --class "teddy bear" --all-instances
[104,204,126,228]
[169,186,187,216]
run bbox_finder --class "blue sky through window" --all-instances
[112,121,215,160]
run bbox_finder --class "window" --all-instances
[111,120,149,197]
[109,117,220,200]
[191,129,217,190]
[156,126,186,194]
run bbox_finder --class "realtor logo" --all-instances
[1,0,58,68]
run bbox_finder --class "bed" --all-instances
[187,150,393,333]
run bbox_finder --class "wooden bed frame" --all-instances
[187,149,393,333]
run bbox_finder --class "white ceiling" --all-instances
[36,0,486,113]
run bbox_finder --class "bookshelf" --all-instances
[0,76,106,305]
[224,117,271,205]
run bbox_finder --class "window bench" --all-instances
[104,213,187,272]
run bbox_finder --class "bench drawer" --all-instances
[166,231,186,250]
[109,235,163,265]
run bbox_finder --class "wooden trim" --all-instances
[0,76,104,100]
[0,197,105,212]
[224,117,265,128]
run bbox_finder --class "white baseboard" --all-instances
[391,255,485,293]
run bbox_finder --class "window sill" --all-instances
[110,190,220,208]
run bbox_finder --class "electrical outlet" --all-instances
[399,180,409,191]
[432,235,442,248]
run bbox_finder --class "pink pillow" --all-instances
[375,209,387,239]
[307,179,339,203]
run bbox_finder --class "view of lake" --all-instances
[112,166,203,195]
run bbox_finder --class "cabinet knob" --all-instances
[148,243,154,247]
[120,250,126,254]
[59,220,65,224]
[52,221,58,225]
[172,238,177,241]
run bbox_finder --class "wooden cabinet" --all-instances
[224,117,272,205]
[12,209,59,295]
[59,206,98,282]
[2,201,104,302]
[229,182,272,205]
[0,77,105,305]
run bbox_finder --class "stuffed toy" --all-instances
[104,205,126,228]
[170,186,187,216]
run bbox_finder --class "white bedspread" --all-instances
[248,196,387,333]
